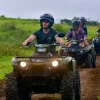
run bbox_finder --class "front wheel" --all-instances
[5,73,19,100]
[5,73,31,100]
[85,54,92,68]
[92,51,96,68]
[61,72,75,100]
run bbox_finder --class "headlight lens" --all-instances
[20,61,26,67]
[37,48,46,52]
[52,61,58,67]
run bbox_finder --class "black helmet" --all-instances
[80,17,87,23]
[72,20,80,27]
[40,13,54,28]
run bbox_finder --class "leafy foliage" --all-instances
[1,22,16,31]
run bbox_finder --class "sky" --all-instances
[0,0,100,22]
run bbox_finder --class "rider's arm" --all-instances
[22,35,36,46]
[80,28,87,41]
[84,34,87,40]
[66,32,72,41]
[55,35,65,44]
[85,27,88,36]
[81,28,89,46]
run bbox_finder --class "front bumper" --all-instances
[12,56,75,77]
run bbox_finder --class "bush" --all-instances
[0,27,33,56]
[0,43,21,56]
[53,24,71,34]
[1,22,16,31]
[0,28,28,45]
[0,15,5,18]
[0,42,33,56]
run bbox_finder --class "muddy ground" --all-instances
[0,56,100,100]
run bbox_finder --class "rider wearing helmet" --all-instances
[22,13,64,45]
[80,17,88,36]
[66,20,88,47]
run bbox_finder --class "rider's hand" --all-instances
[79,43,84,47]
[60,41,65,45]
[65,37,67,40]
[66,41,71,47]
[22,41,27,46]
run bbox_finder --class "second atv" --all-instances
[60,39,96,68]
[92,34,100,55]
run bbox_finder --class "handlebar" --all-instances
[21,42,65,48]
[67,39,84,43]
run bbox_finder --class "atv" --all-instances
[92,34,100,54]
[5,43,81,100]
[60,39,96,68]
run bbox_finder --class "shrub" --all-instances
[53,24,71,34]
[0,15,5,18]
[1,22,16,31]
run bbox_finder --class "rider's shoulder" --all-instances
[50,28,58,34]
[33,28,42,35]
[50,28,56,32]
[79,27,84,32]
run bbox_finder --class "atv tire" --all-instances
[5,73,31,100]
[61,72,75,100]
[85,54,92,68]
[92,51,96,68]
[6,73,19,100]
[75,70,81,100]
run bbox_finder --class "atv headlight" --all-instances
[52,61,58,67]
[20,61,26,67]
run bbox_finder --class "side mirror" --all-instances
[58,32,65,37]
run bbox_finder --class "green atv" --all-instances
[5,43,81,100]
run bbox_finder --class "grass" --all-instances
[98,96,100,100]
[0,17,99,79]
[0,56,13,80]
[87,26,97,39]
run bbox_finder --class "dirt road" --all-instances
[0,56,100,100]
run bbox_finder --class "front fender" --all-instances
[60,57,76,72]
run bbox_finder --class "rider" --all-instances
[80,17,88,36]
[66,20,88,47]
[22,13,64,53]
[22,13,64,45]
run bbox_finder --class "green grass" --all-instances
[0,56,13,80]
[98,96,100,100]
[87,26,97,39]
[0,17,99,79]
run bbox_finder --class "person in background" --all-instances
[66,20,88,47]
[80,17,88,37]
